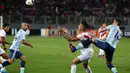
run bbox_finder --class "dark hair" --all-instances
[81,21,89,28]
[3,23,10,27]
[81,21,92,29]
[114,18,121,25]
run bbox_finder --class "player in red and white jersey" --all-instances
[98,23,109,58]
[59,22,93,73]
[0,23,11,73]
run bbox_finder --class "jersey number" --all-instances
[114,30,121,40]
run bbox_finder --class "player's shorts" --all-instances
[0,48,5,55]
[93,39,115,63]
[77,51,93,63]
[10,49,23,60]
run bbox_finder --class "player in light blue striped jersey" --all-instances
[0,23,33,73]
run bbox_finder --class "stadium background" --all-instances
[0,0,130,73]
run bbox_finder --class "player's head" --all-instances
[21,22,28,31]
[102,23,107,28]
[113,19,121,26]
[3,23,10,32]
[78,22,88,31]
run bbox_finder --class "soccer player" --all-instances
[59,22,94,73]
[80,19,122,73]
[97,23,108,58]
[0,23,33,73]
[0,23,11,73]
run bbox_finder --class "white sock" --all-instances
[86,66,92,73]
[111,67,117,73]
[71,64,77,73]
[20,67,25,73]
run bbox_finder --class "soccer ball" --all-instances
[26,0,34,6]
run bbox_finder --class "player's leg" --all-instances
[69,43,84,53]
[105,47,117,73]
[71,58,81,73]
[0,57,8,73]
[83,62,92,73]
[19,52,26,73]
[92,39,108,50]
[69,38,92,52]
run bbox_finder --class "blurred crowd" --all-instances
[0,0,130,17]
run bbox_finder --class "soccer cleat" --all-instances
[69,43,76,53]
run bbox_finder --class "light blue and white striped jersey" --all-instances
[10,29,26,51]
[106,24,123,48]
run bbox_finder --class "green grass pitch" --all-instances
[4,36,130,73]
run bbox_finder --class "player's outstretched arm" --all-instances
[21,40,33,48]
[99,28,107,33]
[58,27,79,42]
[4,41,11,45]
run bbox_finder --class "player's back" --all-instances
[10,29,26,50]
[106,25,122,48]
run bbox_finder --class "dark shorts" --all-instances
[93,39,115,63]
[10,49,23,60]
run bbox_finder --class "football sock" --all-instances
[20,67,25,73]
[21,61,26,67]
[2,61,10,67]
[111,67,117,73]
[86,66,92,73]
[71,64,77,73]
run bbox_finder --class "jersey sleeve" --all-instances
[77,34,83,40]
[106,25,113,30]
[20,31,26,40]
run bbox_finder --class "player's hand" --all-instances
[62,27,69,34]
[29,44,33,48]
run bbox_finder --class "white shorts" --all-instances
[0,48,5,55]
[77,51,93,63]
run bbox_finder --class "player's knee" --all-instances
[71,60,75,64]
[1,53,9,59]
[21,56,26,62]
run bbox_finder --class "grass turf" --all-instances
[4,36,130,73]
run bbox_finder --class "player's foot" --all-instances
[0,70,8,73]
[69,43,76,53]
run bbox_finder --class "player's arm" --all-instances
[3,41,11,45]
[99,25,112,33]
[99,28,107,33]
[59,27,79,42]
[21,40,33,48]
